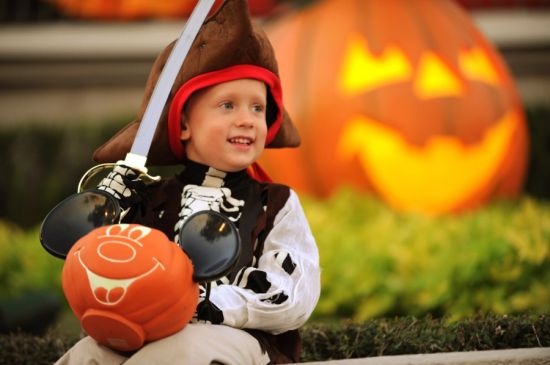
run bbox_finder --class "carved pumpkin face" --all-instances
[62,224,198,351]
[259,0,528,213]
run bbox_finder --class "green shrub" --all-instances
[1,190,548,323]
[0,222,63,299]
[0,223,65,334]
[303,190,550,321]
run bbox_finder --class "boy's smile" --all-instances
[180,79,268,172]
[228,137,253,146]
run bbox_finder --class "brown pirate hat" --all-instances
[93,0,300,165]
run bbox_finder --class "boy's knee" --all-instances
[55,336,126,365]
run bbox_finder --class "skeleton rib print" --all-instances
[173,165,305,327]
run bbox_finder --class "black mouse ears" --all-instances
[177,210,240,282]
[40,190,241,283]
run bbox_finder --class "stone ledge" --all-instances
[292,348,550,365]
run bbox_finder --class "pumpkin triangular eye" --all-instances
[413,52,464,99]
[339,33,413,95]
[459,47,500,86]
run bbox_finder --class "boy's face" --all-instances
[180,79,268,172]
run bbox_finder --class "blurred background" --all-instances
[0,0,549,336]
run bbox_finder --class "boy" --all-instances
[55,1,320,364]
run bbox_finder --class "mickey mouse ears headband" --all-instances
[93,0,300,165]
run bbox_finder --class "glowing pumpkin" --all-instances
[260,0,528,214]
[62,224,198,351]
[48,0,279,19]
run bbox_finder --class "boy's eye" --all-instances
[221,102,234,110]
[252,104,265,113]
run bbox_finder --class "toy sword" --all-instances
[125,0,216,172]
[40,0,216,259]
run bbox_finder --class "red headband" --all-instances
[167,64,283,161]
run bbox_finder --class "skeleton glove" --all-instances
[97,164,147,210]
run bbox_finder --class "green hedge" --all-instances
[307,190,550,321]
[1,190,549,322]
[0,313,548,364]
[0,223,63,299]
[301,313,550,361]
[1,105,549,228]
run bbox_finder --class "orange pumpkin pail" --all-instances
[62,224,198,351]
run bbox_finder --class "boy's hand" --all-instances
[97,163,147,209]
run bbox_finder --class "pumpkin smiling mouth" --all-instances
[75,249,166,306]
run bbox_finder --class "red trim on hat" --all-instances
[167,65,284,161]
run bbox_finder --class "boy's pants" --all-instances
[54,323,271,365]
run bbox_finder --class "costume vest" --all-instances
[125,161,301,363]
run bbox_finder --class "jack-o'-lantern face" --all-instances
[260,0,528,213]
[62,224,198,351]
[336,34,526,212]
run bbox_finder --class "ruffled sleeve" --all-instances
[201,189,320,334]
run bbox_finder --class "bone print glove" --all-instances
[97,163,146,210]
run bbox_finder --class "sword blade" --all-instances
[125,0,216,170]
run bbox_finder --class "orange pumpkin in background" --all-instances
[48,0,280,19]
[62,224,198,351]
[260,0,528,214]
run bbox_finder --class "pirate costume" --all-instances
[55,1,320,364]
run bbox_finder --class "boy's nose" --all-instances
[235,110,254,127]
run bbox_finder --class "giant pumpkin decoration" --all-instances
[47,0,279,19]
[260,0,528,214]
[62,224,198,351]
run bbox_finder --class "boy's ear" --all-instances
[180,115,191,141]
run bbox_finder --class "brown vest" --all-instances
[126,176,301,364]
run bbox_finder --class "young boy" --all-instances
[55,1,320,364]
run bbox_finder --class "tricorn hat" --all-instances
[93,0,300,165]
